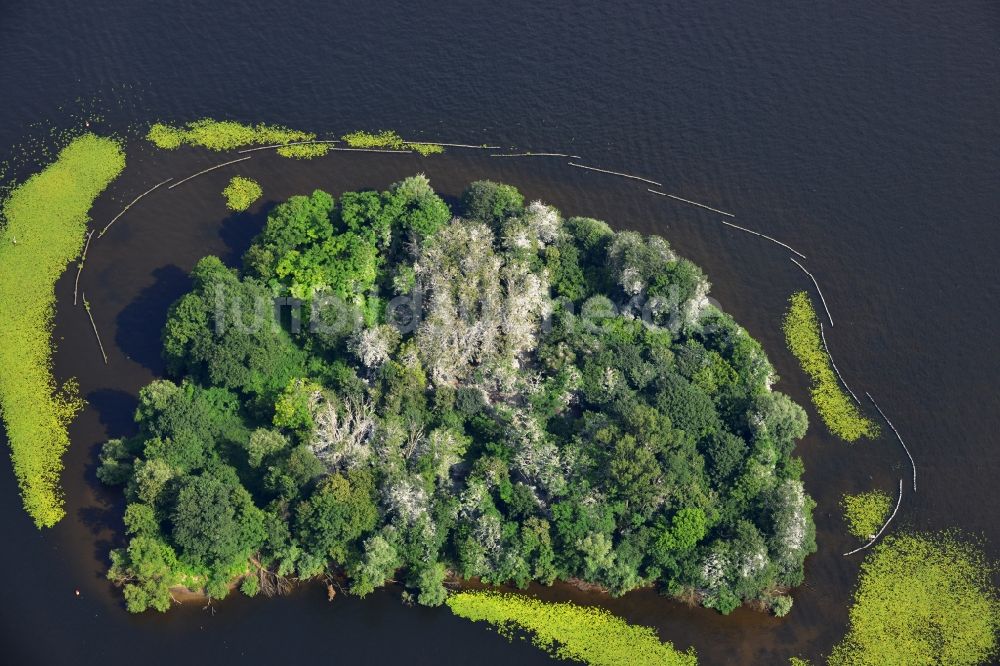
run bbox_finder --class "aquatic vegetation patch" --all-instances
[0,133,125,527]
[222,176,262,212]
[829,532,1000,666]
[446,592,697,666]
[782,291,878,441]
[147,119,329,157]
[341,129,444,155]
[841,490,892,540]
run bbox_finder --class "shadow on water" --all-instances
[218,201,277,265]
[115,265,190,374]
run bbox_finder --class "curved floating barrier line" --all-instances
[843,478,903,556]
[98,177,174,238]
[73,230,94,306]
[866,392,917,492]
[790,257,833,326]
[820,322,861,405]
[82,292,108,365]
[716,219,807,259]
[490,152,583,159]
[647,188,735,218]
[405,141,500,149]
[326,147,413,154]
[237,140,341,154]
[567,162,663,187]
[168,157,253,190]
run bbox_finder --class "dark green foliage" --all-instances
[102,176,814,614]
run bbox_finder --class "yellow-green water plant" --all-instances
[841,490,892,540]
[446,592,697,666]
[223,176,262,212]
[0,133,125,527]
[147,119,329,157]
[782,291,878,441]
[829,532,1000,666]
[341,129,444,155]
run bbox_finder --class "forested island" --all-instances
[98,175,816,615]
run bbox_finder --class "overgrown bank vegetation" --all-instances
[100,176,814,613]
[829,532,1000,665]
[0,133,125,527]
[782,292,878,441]
[447,591,697,665]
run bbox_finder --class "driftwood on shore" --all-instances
[843,478,903,556]
[73,230,94,306]
[790,257,833,326]
[98,177,174,238]
[567,162,663,187]
[82,293,108,364]
[168,157,253,190]
[820,323,861,404]
[647,188,735,217]
[866,392,917,492]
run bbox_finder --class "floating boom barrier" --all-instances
[490,152,583,159]
[168,157,253,190]
[82,293,108,365]
[843,478,903,556]
[73,230,94,306]
[98,177,174,238]
[567,162,663,187]
[713,219,808,259]
[647,188,735,217]
[820,322,861,404]
[237,140,341,154]
[790,257,833,326]
[867,392,917,492]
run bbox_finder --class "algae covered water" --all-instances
[1,1,998,664]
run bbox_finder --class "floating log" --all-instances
[567,162,663,187]
[843,478,903,556]
[405,141,500,149]
[73,230,94,306]
[490,152,583,159]
[98,177,174,238]
[866,393,917,492]
[647,188,735,217]
[82,293,108,365]
[168,157,253,190]
[714,219,808,259]
[237,140,341,154]
[820,322,861,405]
[790,257,833,326]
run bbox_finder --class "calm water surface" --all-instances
[0,2,998,664]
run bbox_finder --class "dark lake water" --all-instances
[1,1,998,664]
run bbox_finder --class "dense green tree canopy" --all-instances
[102,175,814,613]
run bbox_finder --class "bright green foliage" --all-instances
[841,490,892,540]
[341,129,444,155]
[829,532,1000,666]
[222,176,262,212]
[103,176,814,613]
[782,292,878,441]
[0,133,124,527]
[147,119,328,157]
[447,592,697,666]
